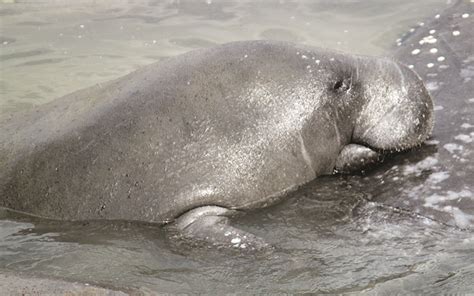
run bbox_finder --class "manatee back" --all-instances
[0,41,332,223]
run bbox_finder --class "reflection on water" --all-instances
[1,0,473,294]
[1,0,445,113]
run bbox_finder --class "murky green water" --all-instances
[1,0,473,294]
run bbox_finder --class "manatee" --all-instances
[0,40,433,248]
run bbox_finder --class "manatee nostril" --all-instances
[334,79,344,91]
[333,78,351,92]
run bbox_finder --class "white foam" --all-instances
[403,156,438,176]
[454,134,473,143]
[427,171,450,184]
[443,143,463,153]
[231,237,241,244]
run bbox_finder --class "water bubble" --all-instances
[452,30,460,36]
[435,14,440,19]
[429,29,436,34]
[408,65,414,69]
[427,63,434,68]
[411,49,421,55]
[437,56,445,62]
[430,48,438,54]
[462,13,469,18]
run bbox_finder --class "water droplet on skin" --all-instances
[437,56,445,62]
[430,48,438,54]
[411,49,421,55]
[453,30,460,36]
[419,35,437,44]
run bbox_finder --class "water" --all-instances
[1,0,473,294]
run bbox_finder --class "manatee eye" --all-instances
[333,78,351,93]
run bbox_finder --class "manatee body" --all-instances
[0,40,433,246]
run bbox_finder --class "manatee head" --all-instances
[352,58,434,152]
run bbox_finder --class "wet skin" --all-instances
[0,40,433,248]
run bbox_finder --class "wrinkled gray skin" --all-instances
[0,41,433,248]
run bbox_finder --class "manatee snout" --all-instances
[353,59,434,152]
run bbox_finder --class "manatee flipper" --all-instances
[172,206,270,250]
[335,144,381,173]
